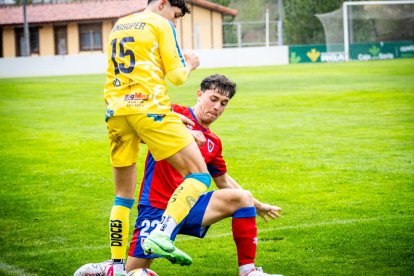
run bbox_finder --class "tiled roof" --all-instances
[0,0,237,26]
[0,0,147,26]
[189,0,237,17]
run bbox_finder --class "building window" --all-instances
[15,27,39,56]
[79,23,102,51]
[54,25,67,55]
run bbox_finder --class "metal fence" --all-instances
[190,20,282,49]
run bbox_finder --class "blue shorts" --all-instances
[128,192,213,259]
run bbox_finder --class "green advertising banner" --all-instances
[289,41,414,63]
[350,41,414,61]
[289,45,327,64]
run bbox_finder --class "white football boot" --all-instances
[73,260,119,276]
[241,267,283,276]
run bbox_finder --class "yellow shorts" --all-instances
[107,112,194,167]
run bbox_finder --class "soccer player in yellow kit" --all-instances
[104,0,210,274]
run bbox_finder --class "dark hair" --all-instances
[148,0,191,16]
[200,74,237,99]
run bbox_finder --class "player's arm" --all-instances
[213,173,241,189]
[213,173,282,222]
[166,53,199,86]
[158,22,199,86]
[188,129,206,146]
[176,112,195,127]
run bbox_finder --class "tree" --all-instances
[207,0,232,7]
[282,0,343,44]
[213,0,381,45]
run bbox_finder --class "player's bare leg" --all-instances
[113,164,137,198]
[201,189,254,225]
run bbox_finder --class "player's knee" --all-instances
[185,173,212,188]
[231,189,253,209]
[239,190,254,207]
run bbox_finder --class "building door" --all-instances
[54,25,67,55]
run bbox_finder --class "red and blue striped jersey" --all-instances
[137,104,227,209]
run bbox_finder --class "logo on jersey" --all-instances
[105,108,114,120]
[124,92,149,101]
[113,78,121,87]
[147,114,165,122]
[207,139,214,153]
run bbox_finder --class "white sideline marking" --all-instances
[0,261,35,275]
[177,214,413,241]
[17,214,413,256]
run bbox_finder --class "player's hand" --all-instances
[177,113,195,127]
[189,130,206,146]
[184,52,200,71]
[255,202,282,222]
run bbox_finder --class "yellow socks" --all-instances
[109,196,134,261]
[156,173,211,236]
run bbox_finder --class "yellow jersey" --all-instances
[104,11,187,120]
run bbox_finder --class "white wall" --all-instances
[0,54,107,78]
[195,46,289,68]
[0,46,289,78]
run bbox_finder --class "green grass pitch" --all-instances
[0,58,413,275]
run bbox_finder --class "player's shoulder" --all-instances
[138,11,171,28]
[172,104,190,115]
[117,11,168,25]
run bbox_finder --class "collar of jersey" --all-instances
[188,107,208,133]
